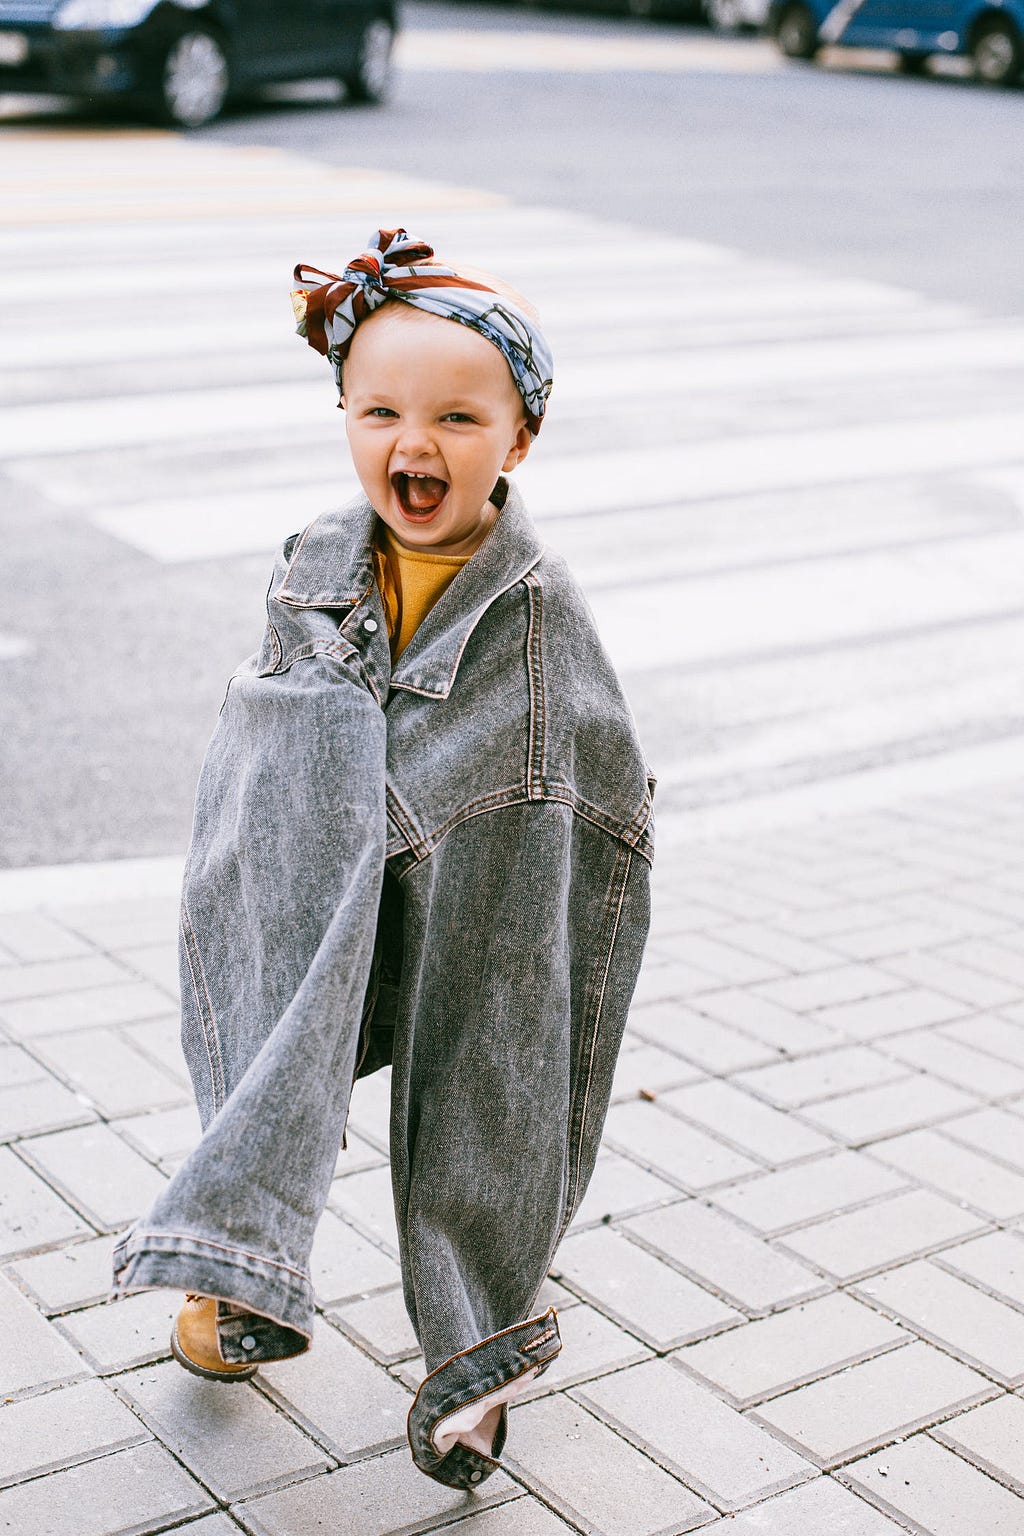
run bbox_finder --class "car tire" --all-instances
[706,0,746,31]
[971,17,1022,84]
[155,28,230,128]
[897,50,929,72]
[775,2,818,57]
[342,17,394,104]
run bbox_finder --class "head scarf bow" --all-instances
[291,228,553,435]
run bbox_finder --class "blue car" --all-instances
[769,0,1023,84]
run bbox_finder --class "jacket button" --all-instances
[468,1469,483,1484]
[362,617,379,633]
[240,1334,257,1351]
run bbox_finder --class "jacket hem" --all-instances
[108,1227,316,1350]
[406,1306,561,1489]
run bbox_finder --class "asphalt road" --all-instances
[2,5,1023,868]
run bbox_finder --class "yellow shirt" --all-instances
[372,522,472,662]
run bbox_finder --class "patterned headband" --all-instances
[290,228,553,435]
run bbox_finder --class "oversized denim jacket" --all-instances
[110,476,655,1489]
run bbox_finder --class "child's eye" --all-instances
[442,412,475,424]
[367,407,398,418]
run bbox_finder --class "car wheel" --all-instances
[154,29,230,128]
[343,18,394,104]
[706,0,745,32]
[897,50,929,72]
[971,17,1022,84]
[775,2,818,57]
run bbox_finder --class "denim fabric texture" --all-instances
[109,476,655,1488]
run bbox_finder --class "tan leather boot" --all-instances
[170,1294,259,1382]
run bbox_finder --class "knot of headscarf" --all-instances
[291,228,552,434]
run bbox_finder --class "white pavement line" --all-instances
[0,854,184,913]
[658,734,1024,847]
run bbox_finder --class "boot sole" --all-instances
[170,1321,259,1382]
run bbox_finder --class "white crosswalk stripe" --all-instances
[3,125,1024,810]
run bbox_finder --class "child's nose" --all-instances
[395,422,438,456]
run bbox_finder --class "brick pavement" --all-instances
[4,779,1024,1533]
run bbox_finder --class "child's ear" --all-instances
[502,420,533,473]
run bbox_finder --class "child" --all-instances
[110,229,655,1490]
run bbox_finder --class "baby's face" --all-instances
[341,304,532,557]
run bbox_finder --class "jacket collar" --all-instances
[273,477,545,699]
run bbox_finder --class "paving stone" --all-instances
[778,1189,986,1281]
[0,912,94,962]
[237,1445,517,1536]
[734,1048,909,1109]
[786,902,895,940]
[552,1224,741,1348]
[628,1000,781,1072]
[258,1316,410,1461]
[811,987,967,1040]
[0,981,176,1039]
[931,1392,1024,1495]
[332,1126,391,1176]
[624,1200,826,1315]
[704,921,840,975]
[753,966,900,1015]
[675,1292,906,1409]
[0,1439,212,1535]
[31,1028,190,1118]
[603,1099,759,1190]
[936,1229,1024,1310]
[824,918,957,961]
[661,1080,834,1166]
[0,1073,96,1141]
[853,1259,1024,1384]
[0,1377,149,1488]
[517,1299,652,1400]
[577,1356,814,1512]
[116,1102,201,1165]
[799,1076,979,1145]
[344,1068,391,1150]
[942,937,1024,989]
[0,1144,93,1259]
[0,1041,51,1086]
[890,889,1020,937]
[327,1164,400,1257]
[943,1106,1024,1174]
[56,1288,176,1372]
[610,1041,703,1100]
[749,1340,995,1468]
[309,1207,400,1304]
[868,1128,1024,1220]
[709,1475,908,1534]
[839,1433,1024,1534]
[662,933,785,987]
[506,1393,713,1535]
[631,957,722,1004]
[710,1152,906,1236]
[941,1012,1024,1070]
[172,1517,247,1536]
[118,1359,329,1501]
[7,1232,117,1312]
[692,989,838,1054]
[877,1028,1024,1099]
[0,1271,92,1396]
[119,942,178,997]
[48,897,180,953]
[328,1285,420,1365]
[880,952,1021,1009]
[567,1149,677,1230]
[18,1122,167,1232]
[0,955,130,1005]
[431,1497,577,1534]
[120,1015,191,1081]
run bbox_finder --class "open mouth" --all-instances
[391,471,449,521]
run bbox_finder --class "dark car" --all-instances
[769,0,1023,84]
[0,0,397,127]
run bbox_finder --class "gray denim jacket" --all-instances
[110,477,655,1489]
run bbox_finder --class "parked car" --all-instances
[0,0,397,127]
[768,0,1023,83]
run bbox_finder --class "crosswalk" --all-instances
[3,123,1024,818]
